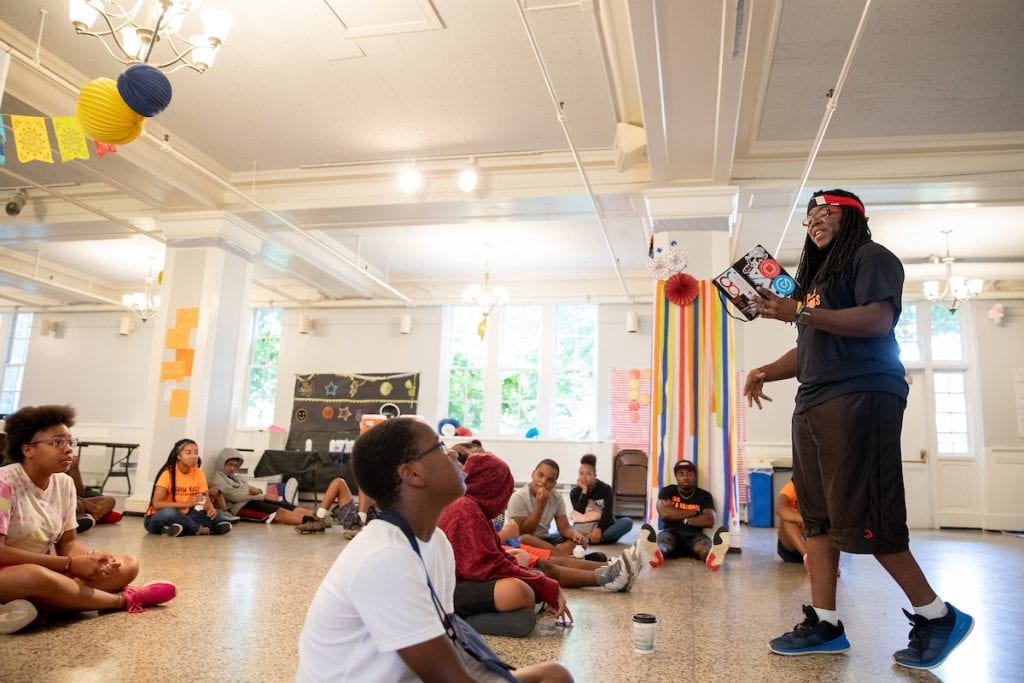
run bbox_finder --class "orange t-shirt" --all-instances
[145,466,208,515]
[779,481,798,511]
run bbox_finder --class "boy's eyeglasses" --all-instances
[26,437,79,449]
[412,441,450,462]
[802,206,839,228]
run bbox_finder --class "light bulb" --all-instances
[398,167,424,194]
[190,35,219,70]
[457,165,479,193]
[923,281,940,300]
[70,0,100,29]
[201,8,233,45]
[967,278,983,295]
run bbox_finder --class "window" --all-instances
[444,304,597,439]
[553,305,596,439]
[929,304,963,362]
[1,312,33,413]
[243,308,283,428]
[934,371,968,454]
[499,305,541,436]
[898,301,974,458]
[447,306,486,430]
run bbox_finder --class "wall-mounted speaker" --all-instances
[118,317,134,336]
[626,310,639,334]
[40,319,58,336]
[298,314,314,335]
[399,313,412,335]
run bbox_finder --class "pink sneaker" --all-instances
[121,581,177,613]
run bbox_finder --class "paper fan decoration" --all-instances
[665,272,699,306]
[647,239,689,280]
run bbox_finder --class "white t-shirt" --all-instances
[296,519,456,683]
[507,483,566,534]
[0,463,77,554]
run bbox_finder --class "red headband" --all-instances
[812,194,864,214]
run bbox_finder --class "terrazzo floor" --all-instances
[1,516,1021,682]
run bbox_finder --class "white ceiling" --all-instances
[0,0,1022,312]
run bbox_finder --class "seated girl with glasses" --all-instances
[144,438,232,537]
[0,404,176,633]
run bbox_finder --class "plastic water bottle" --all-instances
[572,544,586,559]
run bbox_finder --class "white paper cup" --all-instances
[633,613,657,653]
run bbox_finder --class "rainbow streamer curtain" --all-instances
[649,279,739,526]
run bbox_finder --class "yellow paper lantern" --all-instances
[76,77,145,145]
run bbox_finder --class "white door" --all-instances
[901,369,935,529]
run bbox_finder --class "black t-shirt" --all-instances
[569,479,615,529]
[657,484,714,535]
[795,241,909,413]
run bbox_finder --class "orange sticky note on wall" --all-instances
[176,307,199,329]
[165,327,190,350]
[176,348,195,376]
[160,361,178,382]
[169,389,189,418]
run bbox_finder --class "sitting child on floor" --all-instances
[143,439,231,537]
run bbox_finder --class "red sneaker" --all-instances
[99,511,123,524]
[121,581,177,613]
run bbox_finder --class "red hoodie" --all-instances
[438,453,561,607]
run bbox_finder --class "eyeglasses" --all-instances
[26,437,79,449]
[412,441,450,462]
[802,206,839,228]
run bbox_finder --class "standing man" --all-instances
[507,459,588,556]
[655,460,729,571]
[744,189,973,669]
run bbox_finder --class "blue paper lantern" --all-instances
[117,64,173,117]
[525,427,540,439]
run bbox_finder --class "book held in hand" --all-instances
[712,245,796,320]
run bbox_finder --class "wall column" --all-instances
[125,214,263,513]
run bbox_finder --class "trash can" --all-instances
[747,464,774,527]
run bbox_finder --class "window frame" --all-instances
[241,307,283,429]
[898,301,980,461]
[442,303,598,439]
[0,312,33,414]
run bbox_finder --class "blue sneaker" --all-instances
[892,602,974,670]
[769,605,851,655]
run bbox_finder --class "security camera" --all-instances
[5,190,27,217]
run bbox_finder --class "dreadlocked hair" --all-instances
[794,189,872,299]
[147,438,197,513]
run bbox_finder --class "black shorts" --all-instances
[656,527,709,559]
[777,540,803,563]
[239,499,296,515]
[453,580,498,618]
[792,391,910,554]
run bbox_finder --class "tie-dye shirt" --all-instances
[0,463,77,554]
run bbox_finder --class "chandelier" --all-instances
[462,247,508,340]
[69,0,234,73]
[123,257,161,322]
[923,229,983,312]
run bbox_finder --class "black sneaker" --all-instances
[76,513,96,534]
[584,551,608,562]
[161,523,185,537]
[296,516,326,534]
[769,605,851,655]
[212,521,233,535]
[892,603,974,670]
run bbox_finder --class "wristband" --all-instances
[792,301,804,323]
[64,555,73,573]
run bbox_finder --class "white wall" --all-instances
[972,297,1024,529]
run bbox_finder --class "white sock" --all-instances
[913,596,948,620]
[316,507,329,519]
[357,511,367,524]
[813,607,839,626]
